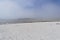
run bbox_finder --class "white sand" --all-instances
[0,22,60,40]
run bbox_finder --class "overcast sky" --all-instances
[0,0,60,19]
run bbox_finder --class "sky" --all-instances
[0,0,60,19]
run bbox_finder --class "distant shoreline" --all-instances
[0,18,60,25]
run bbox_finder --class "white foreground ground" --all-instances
[0,22,60,40]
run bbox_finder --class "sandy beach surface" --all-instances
[0,22,60,40]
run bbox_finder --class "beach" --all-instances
[0,22,60,40]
